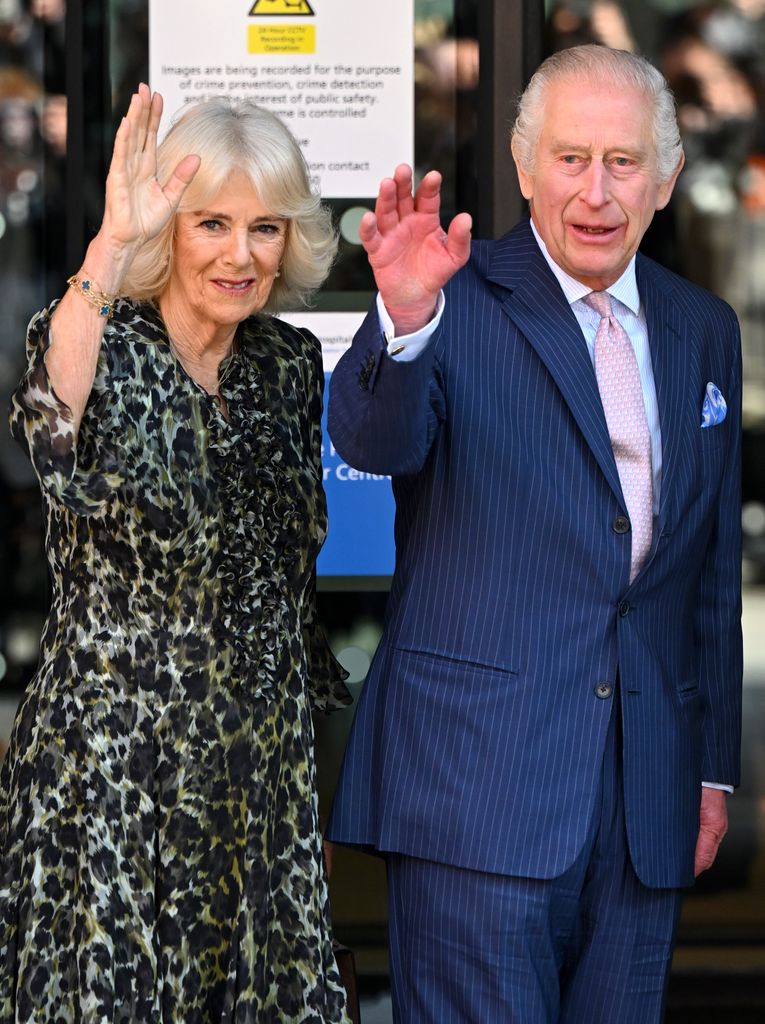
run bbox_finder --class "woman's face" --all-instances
[164,171,287,339]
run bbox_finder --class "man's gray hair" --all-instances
[511,45,683,184]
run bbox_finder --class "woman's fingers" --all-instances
[135,82,152,133]
[111,85,167,194]
[134,85,155,157]
[129,86,148,129]
[109,114,130,171]
[121,84,157,163]
[144,90,163,155]
[119,91,143,168]
[162,154,201,209]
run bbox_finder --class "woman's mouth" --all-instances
[213,278,255,292]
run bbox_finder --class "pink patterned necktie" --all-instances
[585,290,653,582]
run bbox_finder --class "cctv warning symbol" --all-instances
[250,0,315,14]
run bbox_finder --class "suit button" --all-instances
[613,515,631,534]
[595,682,613,699]
[619,600,631,617]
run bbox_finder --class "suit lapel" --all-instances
[482,225,699,556]
[637,258,695,534]
[485,222,624,505]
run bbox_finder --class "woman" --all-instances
[0,84,351,1022]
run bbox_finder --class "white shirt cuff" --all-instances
[376,291,445,362]
[702,781,733,793]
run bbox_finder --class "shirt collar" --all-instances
[529,217,640,316]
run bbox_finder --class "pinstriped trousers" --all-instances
[385,692,684,1023]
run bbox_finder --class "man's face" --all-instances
[513,77,683,290]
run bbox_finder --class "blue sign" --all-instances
[317,371,396,577]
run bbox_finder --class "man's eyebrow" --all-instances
[549,141,589,152]
[548,141,650,158]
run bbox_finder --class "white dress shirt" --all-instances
[529,220,663,515]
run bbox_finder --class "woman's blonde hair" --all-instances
[121,98,337,311]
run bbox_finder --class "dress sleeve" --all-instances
[9,306,123,516]
[299,329,352,712]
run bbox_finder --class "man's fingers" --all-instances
[372,165,451,236]
[374,177,401,233]
[393,164,415,219]
[413,169,443,216]
[358,210,381,255]
[446,211,473,265]
[694,827,723,876]
[694,788,728,876]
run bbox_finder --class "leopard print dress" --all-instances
[0,300,352,1023]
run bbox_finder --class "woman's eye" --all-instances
[200,219,222,230]
[254,223,281,236]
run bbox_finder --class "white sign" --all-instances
[149,0,414,197]
[277,311,365,372]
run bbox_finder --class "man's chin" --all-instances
[563,255,630,291]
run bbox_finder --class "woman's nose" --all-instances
[224,229,252,266]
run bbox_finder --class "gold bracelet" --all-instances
[66,273,115,319]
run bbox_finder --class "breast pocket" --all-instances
[699,421,728,452]
[697,420,729,496]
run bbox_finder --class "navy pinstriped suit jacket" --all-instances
[326,218,743,889]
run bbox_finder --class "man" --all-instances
[326,45,742,1023]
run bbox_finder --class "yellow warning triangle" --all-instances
[250,0,315,14]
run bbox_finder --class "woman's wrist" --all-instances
[80,228,140,295]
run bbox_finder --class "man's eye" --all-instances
[613,157,633,167]
[561,155,580,164]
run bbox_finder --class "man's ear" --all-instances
[656,151,685,211]
[511,137,534,202]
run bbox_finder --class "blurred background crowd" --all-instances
[0,2,763,1020]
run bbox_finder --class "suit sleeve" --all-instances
[327,303,445,476]
[695,311,743,787]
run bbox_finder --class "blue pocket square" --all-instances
[700,382,727,427]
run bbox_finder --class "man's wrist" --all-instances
[376,291,445,363]
[702,781,733,794]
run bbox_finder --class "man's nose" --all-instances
[580,160,609,206]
